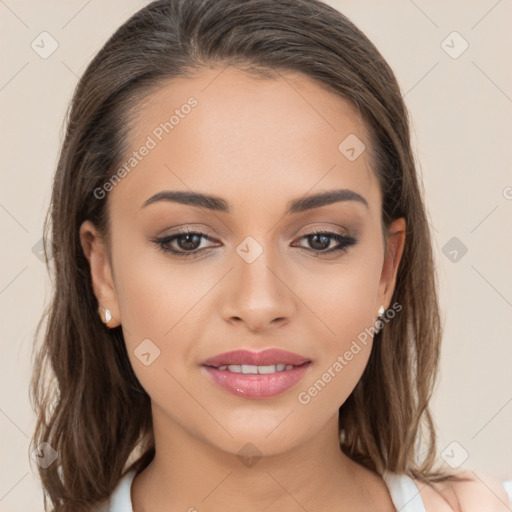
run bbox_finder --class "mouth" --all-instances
[201,349,312,399]
[205,362,305,373]
[202,348,311,368]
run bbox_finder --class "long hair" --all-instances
[30,0,462,510]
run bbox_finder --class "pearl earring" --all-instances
[99,306,112,324]
[375,305,385,334]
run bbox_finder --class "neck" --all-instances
[131,406,389,512]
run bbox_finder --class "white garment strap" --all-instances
[502,479,512,507]
[109,470,136,512]
[382,471,427,512]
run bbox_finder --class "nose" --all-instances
[221,246,296,333]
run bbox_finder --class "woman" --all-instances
[30,0,512,510]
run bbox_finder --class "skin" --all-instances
[80,65,408,511]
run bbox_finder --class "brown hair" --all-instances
[30,0,464,510]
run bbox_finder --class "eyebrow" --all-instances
[141,188,369,215]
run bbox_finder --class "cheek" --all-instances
[112,232,209,342]
[111,240,215,394]
[295,254,382,407]
[303,255,382,347]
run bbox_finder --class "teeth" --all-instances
[216,364,295,374]
[257,365,278,374]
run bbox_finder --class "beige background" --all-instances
[1,1,511,510]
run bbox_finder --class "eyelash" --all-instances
[152,229,358,259]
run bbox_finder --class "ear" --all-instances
[377,217,406,312]
[79,220,121,328]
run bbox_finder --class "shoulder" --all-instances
[412,470,512,512]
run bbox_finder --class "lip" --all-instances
[201,349,312,399]
[202,349,310,367]
[202,363,311,399]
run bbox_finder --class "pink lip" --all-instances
[202,349,310,367]
[201,363,311,399]
[201,349,312,399]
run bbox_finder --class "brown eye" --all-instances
[153,230,216,258]
[295,231,358,255]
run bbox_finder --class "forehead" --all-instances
[109,65,380,218]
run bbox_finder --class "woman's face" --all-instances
[81,65,405,457]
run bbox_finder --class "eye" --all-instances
[152,229,217,258]
[294,230,358,256]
